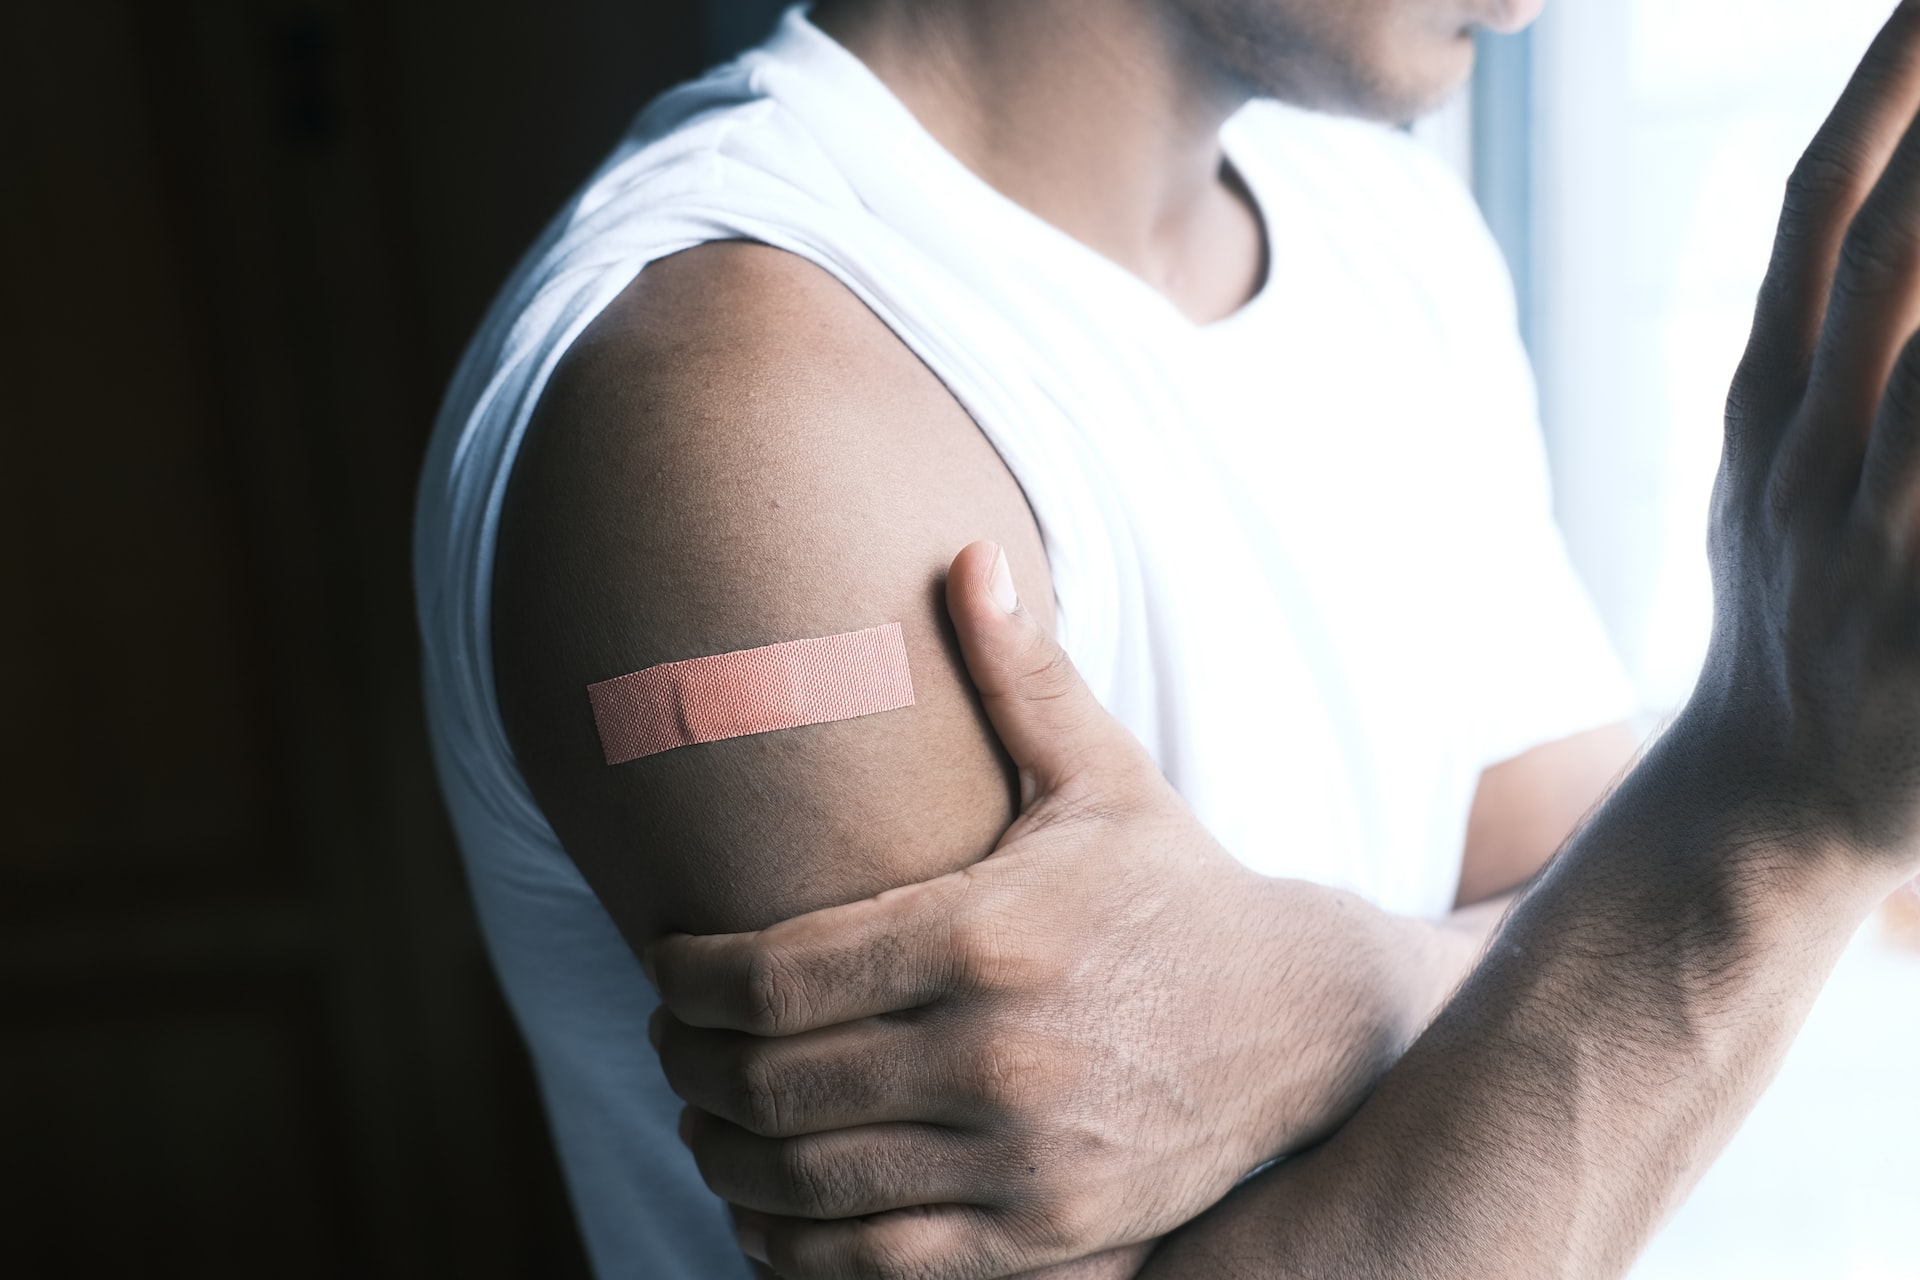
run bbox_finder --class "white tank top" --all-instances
[413,8,1636,1275]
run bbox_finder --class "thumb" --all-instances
[945,540,1144,805]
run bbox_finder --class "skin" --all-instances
[637,3,1920,1277]
[487,0,1676,1274]
[644,549,1628,1280]
[495,235,1617,1280]
[807,0,1541,326]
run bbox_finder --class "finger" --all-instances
[750,1204,1041,1280]
[944,541,1153,806]
[649,873,976,1034]
[1804,76,1920,481]
[1859,325,1920,528]
[685,1108,992,1221]
[1739,2,1920,437]
[658,1014,975,1137]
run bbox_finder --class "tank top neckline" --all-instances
[759,6,1282,342]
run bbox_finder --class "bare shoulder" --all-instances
[493,241,1051,942]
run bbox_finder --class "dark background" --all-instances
[3,1,781,1273]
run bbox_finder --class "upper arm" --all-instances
[1455,721,1640,908]
[492,241,1055,946]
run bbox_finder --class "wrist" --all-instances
[1518,703,1895,966]
[1674,674,1920,886]
[1661,699,1913,881]
[1237,878,1437,1156]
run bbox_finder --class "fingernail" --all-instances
[988,547,1018,613]
[737,1219,769,1265]
[647,1006,664,1051]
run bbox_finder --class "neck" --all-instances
[810,0,1267,324]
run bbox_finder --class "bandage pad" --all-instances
[588,622,916,764]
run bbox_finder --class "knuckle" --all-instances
[945,908,1012,992]
[961,1033,1050,1115]
[734,1046,789,1136]
[743,945,801,1036]
[1017,634,1081,703]
[1783,149,1860,217]
[780,1137,844,1220]
[1837,208,1919,297]
[1763,451,1805,533]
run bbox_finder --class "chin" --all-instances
[1476,0,1547,36]
[1321,30,1478,124]
[1195,0,1518,124]
[1399,30,1480,117]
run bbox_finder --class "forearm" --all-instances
[1143,713,1906,1278]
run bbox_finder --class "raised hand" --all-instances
[1136,26,1920,1277]
[646,542,1442,1280]
[1699,0,1920,876]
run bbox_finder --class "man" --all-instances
[413,0,1920,1276]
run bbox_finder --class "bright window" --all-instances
[1529,0,1900,719]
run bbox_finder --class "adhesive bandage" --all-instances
[588,622,915,764]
